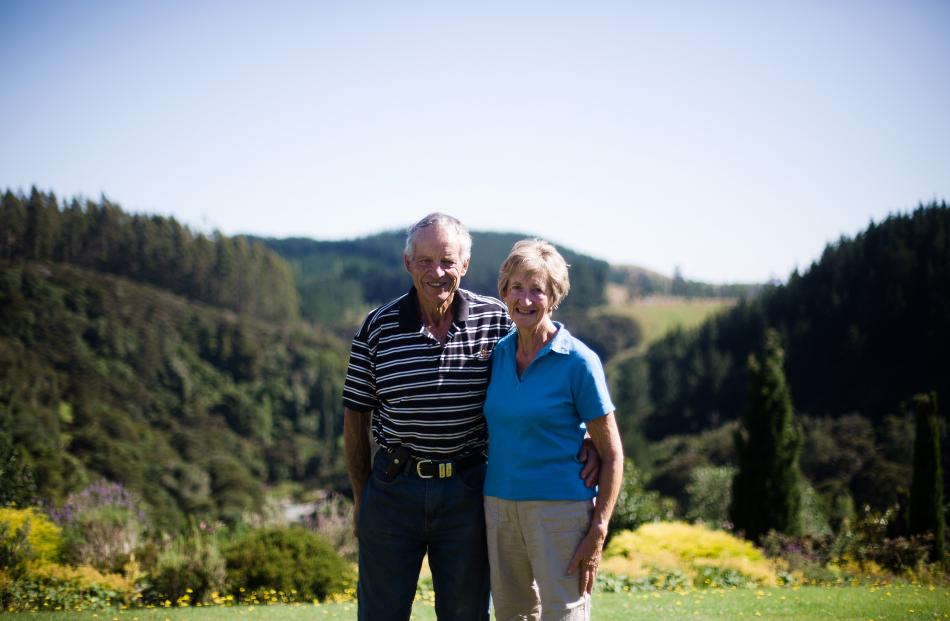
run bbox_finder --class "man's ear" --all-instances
[404,254,412,273]
[459,257,470,277]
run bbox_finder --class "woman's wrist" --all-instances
[587,522,608,542]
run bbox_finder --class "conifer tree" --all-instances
[729,329,803,541]
[909,391,945,564]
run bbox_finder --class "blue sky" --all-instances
[2,1,948,283]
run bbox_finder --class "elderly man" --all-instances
[343,213,597,621]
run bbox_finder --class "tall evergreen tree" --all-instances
[729,329,803,541]
[909,391,945,564]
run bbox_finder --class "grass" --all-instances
[7,585,949,621]
[595,295,735,360]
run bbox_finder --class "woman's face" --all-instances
[504,269,554,332]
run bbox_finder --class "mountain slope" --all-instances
[620,202,950,440]
[0,259,348,531]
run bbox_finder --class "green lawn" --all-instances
[9,585,949,621]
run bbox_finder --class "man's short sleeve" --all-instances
[342,315,378,412]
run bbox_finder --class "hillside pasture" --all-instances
[598,292,735,354]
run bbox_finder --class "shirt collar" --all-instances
[549,321,573,355]
[398,287,470,330]
[500,321,573,355]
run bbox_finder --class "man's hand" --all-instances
[351,498,361,539]
[578,437,601,488]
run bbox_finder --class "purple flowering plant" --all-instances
[49,480,149,571]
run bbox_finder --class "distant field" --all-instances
[9,585,948,621]
[597,294,735,354]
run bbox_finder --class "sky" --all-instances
[2,1,948,284]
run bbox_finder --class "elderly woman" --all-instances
[483,239,624,621]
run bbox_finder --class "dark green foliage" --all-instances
[0,188,298,323]
[909,392,945,563]
[223,527,352,601]
[730,330,803,541]
[0,259,348,530]
[607,353,653,462]
[639,203,950,440]
[646,423,737,510]
[0,437,36,507]
[610,460,676,536]
[799,414,876,530]
[559,311,642,362]
[672,266,762,299]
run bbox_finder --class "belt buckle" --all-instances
[416,459,434,479]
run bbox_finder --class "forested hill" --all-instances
[0,189,349,530]
[620,202,950,440]
[258,231,611,327]
[1,189,298,323]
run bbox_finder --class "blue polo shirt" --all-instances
[483,323,615,501]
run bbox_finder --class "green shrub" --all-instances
[224,527,353,601]
[610,460,676,536]
[761,511,938,583]
[759,530,833,581]
[144,527,225,605]
[685,465,734,526]
[799,483,833,537]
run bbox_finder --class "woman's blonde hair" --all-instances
[497,239,570,309]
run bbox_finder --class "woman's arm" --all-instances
[566,412,624,595]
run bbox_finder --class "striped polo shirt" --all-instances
[343,287,511,459]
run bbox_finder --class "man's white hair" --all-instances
[404,213,472,262]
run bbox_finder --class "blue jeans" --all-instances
[357,451,490,621]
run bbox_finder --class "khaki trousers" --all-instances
[484,496,593,621]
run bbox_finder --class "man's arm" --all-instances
[579,434,601,488]
[343,407,372,537]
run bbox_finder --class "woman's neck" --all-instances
[516,317,558,358]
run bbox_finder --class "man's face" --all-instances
[404,225,469,310]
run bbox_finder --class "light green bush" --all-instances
[685,465,734,526]
[603,521,779,587]
[144,527,226,605]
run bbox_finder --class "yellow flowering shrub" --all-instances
[26,561,134,593]
[0,507,63,564]
[3,562,138,612]
[603,521,780,587]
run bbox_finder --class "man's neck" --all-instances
[418,295,455,343]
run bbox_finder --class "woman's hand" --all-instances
[569,412,623,595]
[566,525,607,595]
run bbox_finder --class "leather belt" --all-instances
[382,447,485,479]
